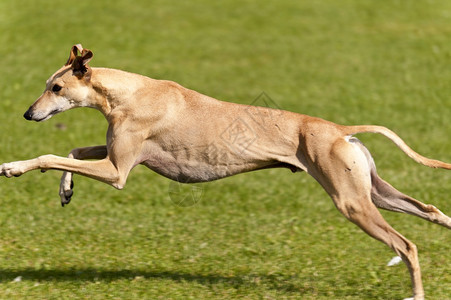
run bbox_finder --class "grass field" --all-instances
[0,0,450,299]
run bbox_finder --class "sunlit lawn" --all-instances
[0,0,450,299]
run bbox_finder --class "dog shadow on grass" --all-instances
[0,267,400,298]
[0,267,309,293]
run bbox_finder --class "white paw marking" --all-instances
[387,256,402,266]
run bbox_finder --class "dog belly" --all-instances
[140,157,263,183]
[137,140,283,183]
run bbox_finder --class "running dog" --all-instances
[1,44,450,299]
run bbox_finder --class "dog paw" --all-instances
[60,171,74,207]
[60,180,74,207]
[0,162,25,178]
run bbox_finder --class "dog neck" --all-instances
[89,67,152,118]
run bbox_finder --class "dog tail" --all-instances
[343,125,451,170]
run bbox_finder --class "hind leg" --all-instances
[332,193,424,299]
[371,173,451,229]
[308,138,425,299]
[333,193,424,300]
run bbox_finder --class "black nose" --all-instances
[23,109,33,120]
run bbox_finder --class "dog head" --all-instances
[24,44,94,122]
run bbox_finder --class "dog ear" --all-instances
[80,48,93,66]
[71,47,94,80]
[65,44,84,66]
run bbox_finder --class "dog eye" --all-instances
[52,84,62,92]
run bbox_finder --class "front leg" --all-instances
[1,153,132,204]
[1,155,121,184]
[60,146,108,206]
[1,131,144,204]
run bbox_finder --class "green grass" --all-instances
[0,0,450,299]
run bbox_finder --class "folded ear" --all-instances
[72,47,94,79]
[81,49,93,65]
[65,44,84,66]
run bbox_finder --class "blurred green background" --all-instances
[0,0,450,299]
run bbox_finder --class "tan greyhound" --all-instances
[1,44,450,299]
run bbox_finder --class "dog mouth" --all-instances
[24,109,61,122]
[37,109,61,121]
